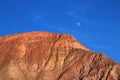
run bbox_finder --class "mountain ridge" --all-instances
[0,32,119,80]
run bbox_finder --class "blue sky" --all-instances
[0,0,120,63]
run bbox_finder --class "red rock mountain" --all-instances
[0,32,119,80]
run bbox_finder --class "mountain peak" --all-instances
[0,32,90,51]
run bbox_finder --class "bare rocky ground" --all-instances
[0,32,119,80]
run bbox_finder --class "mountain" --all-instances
[0,32,119,80]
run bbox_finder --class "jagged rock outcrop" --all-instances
[0,32,119,80]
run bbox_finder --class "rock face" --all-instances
[0,32,119,80]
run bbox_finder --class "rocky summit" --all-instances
[0,32,119,80]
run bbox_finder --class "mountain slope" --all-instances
[0,32,119,80]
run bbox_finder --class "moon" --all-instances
[76,22,80,26]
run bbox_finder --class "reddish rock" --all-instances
[0,32,119,80]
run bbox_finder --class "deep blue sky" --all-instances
[0,0,120,63]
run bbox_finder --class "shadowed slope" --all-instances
[0,32,119,80]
